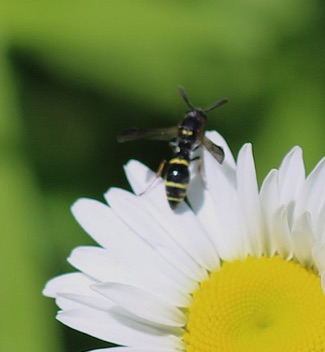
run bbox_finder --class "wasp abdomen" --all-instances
[165,158,190,209]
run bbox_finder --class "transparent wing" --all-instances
[202,136,225,164]
[117,126,177,143]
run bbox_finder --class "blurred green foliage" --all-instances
[0,1,324,351]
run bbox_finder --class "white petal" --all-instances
[304,159,325,224]
[260,169,279,256]
[104,187,200,287]
[312,243,325,273]
[291,212,315,268]
[124,159,160,196]
[57,293,181,332]
[188,131,238,255]
[236,143,262,257]
[143,201,218,274]
[187,167,223,254]
[92,283,187,327]
[124,160,219,272]
[56,293,116,311]
[147,206,218,273]
[72,199,193,305]
[57,309,184,349]
[294,158,325,224]
[191,144,247,261]
[43,272,97,298]
[272,206,292,260]
[68,246,192,307]
[278,146,305,206]
[71,198,119,249]
[315,204,325,242]
[67,246,125,282]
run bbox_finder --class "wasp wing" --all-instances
[117,126,177,143]
[202,136,225,164]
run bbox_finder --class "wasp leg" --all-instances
[191,156,207,187]
[138,160,167,196]
[194,157,203,174]
[191,156,201,162]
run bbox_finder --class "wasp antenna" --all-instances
[203,98,228,113]
[178,86,195,110]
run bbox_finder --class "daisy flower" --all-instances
[43,131,325,352]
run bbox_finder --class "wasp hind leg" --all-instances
[190,155,207,190]
[138,160,167,196]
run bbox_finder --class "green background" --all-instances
[0,1,324,351]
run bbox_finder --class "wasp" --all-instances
[117,87,228,209]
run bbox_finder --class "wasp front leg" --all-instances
[191,143,203,173]
[190,153,209,191]
[138,160,167,196]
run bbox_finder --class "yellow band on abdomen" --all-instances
[169,158,189,166]
[165,181,188,189]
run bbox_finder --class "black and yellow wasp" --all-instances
[117,87,228,209]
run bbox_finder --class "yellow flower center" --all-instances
[184,256,325,352]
